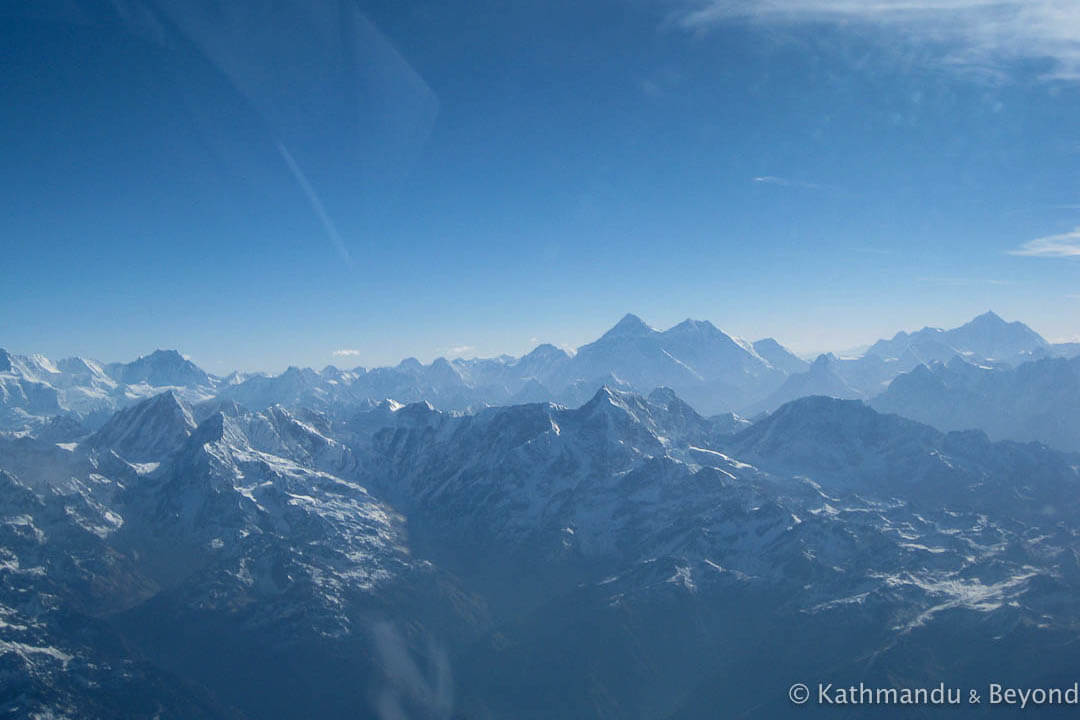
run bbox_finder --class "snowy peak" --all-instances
[512,343,571,381]
[182,410,253,460]
[742,353,863,415]
[655,317,739,352]
[281,365,321,382]
[427,356,465,385]
[89,390,197,463]
[948,310,1048,360]
[564,314,786,414]
[396,357,424,374]
[752,338,810,375]
[521,343,569,361]
[571,385,716,451]
[105,349,213,388]
[970,309,1004,325]
[733,396,887,452]
[55,356,104,376]
[661,318,760,358]
[865,311,1047,365]
[646,386,705,424]
[663,318,720,337]
[873,353,1080,452]
[597,313,655,341]
[0,350,62,384]
[725,395,941,481]
[580,385,643,418]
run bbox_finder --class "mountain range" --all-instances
[5,310,1073,436]
[873,353,1080,452]
[3,379,1080,718]
[4,311,1080,717]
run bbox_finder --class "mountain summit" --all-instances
[598,313,655,340]
[88,390,197,463]
[866,310,1047,364]
[105,349,213,388]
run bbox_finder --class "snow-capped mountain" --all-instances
[742,311,1055,413]
[3,372,1080,717]
[87,390,198,463]
[105,349,214,389]
[554,315,787,414]
[208,314,801,417]
[742,352,865,415]
[751,337,810,375]
[2,314,1078,716]
[0,469,241,719]
[0,347,218,436]
[352,389,1080,717]
[0,349,64,426]
[872,354,1080,452]
[1,310,1069,467]
[865,310,1049,365]
[1,393,486,719]
[1,313,805,436]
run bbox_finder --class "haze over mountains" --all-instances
[3,310,1076,449]
[3,311,1080,718]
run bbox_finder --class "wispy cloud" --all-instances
[332,349,364,358]
[1009,227,1080,257]
[752,175,827,190]
[675,1,1080,81]
[443,345,476,358]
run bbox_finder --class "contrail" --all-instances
[276,140,353,266]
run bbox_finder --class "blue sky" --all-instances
[2,0,1078,372]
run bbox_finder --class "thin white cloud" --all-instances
[444,345,476,358]
[675,1,1080,81]
[1009,227,1080,257]
[753,175,849,195]
[752,175,830,191]
[754,175,795,187]
[332,349,364,358]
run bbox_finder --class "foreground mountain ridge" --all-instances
[3,377,1080,717]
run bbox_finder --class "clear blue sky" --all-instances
[2,0,1078,373]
